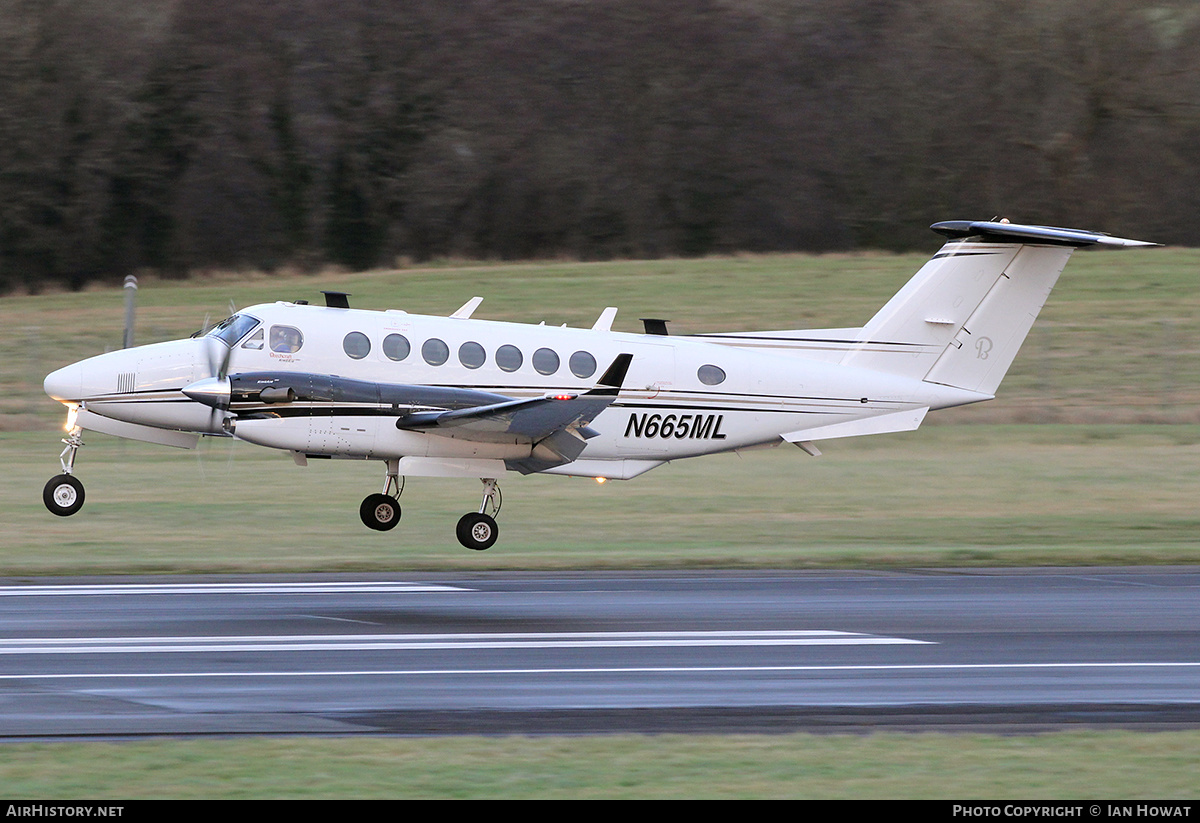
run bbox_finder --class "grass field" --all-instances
[0,731,1197,799]
[1,248,1198,798]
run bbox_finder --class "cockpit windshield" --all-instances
[206,314,261,346]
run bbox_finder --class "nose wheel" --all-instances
[44,474,85,517]
[44,427,85,517]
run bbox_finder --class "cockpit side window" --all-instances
[241,328,264,350]
[269,325,304,353]
[207,314,261,346]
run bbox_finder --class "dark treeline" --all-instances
[3,0,1200,291]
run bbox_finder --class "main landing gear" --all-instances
[359,460,404,532]
[358,463,502,551]
[456,479,501,551]
[43,427,85,517]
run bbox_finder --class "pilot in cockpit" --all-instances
[270,325,303,353]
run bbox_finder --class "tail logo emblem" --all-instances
[975,337,994,360]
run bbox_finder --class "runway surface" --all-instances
[0,568,1198,737]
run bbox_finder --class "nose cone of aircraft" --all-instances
[44,362,84,403]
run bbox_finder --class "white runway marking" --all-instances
[0,630,929,655]
[0,581,468,596]
[1,662,1198,681]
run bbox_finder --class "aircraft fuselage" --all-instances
[45,300,983,479]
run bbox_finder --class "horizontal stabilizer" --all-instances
[781,407,928,444]
[931,220,1158,248]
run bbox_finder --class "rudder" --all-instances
[921,244,1070,394]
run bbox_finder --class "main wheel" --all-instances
[456,512,498,551]
[43,474,85,517]
[360,493,401,531]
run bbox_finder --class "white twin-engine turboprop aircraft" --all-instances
[43,220,1154,550]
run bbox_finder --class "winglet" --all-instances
[588,353,633,396]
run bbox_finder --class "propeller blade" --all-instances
[203,334,233,380]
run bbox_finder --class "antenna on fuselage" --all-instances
[450,296,483,319]
[322,291,351,309]
[591,307,618,331]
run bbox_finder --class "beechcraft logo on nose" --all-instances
[624,413,726,440]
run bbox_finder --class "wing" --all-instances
[207,355,632,473]
[396,353,633,473]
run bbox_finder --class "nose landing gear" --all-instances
[44,427,85,517]
[44,474,85,517]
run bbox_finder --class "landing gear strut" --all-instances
[44,427,85,517]
[456,478,501,551]
[360,459,403,531]
[359,466,502,550]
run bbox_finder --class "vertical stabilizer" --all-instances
[921,244,1069,394]
[840,220,1154,395]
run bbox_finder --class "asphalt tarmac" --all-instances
[0,568,1197,738]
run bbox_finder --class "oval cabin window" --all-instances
[698,364,726,386]
[533,348,560,375]
[458,341,486,369]
[569,351,597,379]
[343,332,371,359]
[383,334,410,361]
[496,344,523,372]
[422,338,450,366]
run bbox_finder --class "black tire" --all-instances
[456,512,498,551]
[360,493,401,531]
[44,474,85,517]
